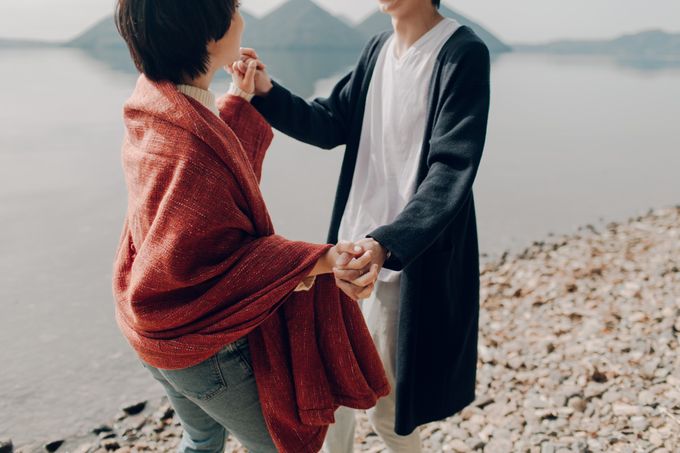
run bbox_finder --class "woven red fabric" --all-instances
[113,76,389,452]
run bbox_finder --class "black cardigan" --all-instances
[253,26,491,435]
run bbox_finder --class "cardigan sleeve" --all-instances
[251,34,387,150]
[368,41,491,271]
[251,75,353,150]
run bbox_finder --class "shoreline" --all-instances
[8,205,680,453]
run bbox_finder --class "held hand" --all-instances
[238,48,273,97]
[333,239,387,301]
[339,238,388,273]
[228,59,258,95]
[336,238,387,283]
[330,241,371,301]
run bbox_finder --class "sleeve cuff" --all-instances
[367,233,403,271]
[228,83,254,102]
[294,276,317,292]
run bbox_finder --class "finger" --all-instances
[245,60,257,85]
[356,284,375,300]
[336,252,353,267]
[351,264,380,287]
[332,268,363,282]
[230,67,242,84]
[240,56,267,71]
[231,62,244,78]
[335,278,360,301]
[336,241,364,256]
[240,47,259,59]
[237,60,248,74]
[343,250,373,270]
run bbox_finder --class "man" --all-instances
[239,0,490,450]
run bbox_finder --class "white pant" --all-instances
[323,278,422,453]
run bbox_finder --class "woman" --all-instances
[112,1,389,452]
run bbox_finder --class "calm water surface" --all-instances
[1,47,679,444]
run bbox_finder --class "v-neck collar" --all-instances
[389,17,450,64]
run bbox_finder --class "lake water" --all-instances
[1,46,679,445]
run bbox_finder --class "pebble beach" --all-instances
[6,206,679,453]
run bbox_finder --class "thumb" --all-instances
[244,60,257,92]
[336,241,363,256]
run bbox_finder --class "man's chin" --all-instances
[378,0,397,13]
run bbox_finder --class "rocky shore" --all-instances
[7,206,680,452]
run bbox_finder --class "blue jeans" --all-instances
[141,337,277,453]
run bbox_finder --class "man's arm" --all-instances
[247,34,387,150]
[368,42,491,271]
[251,75,354,150]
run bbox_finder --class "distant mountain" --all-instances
[337,13,356,27]
[3,1,510,55]
[0,38,57,49]
[357,3,511,54]
[69,12,260,51]
[68,13,266,52]
[65,15,136,73]
[242,0,365,50]
[515,30,680,60]
[66,16,126,51]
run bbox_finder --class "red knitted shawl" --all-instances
[113,76,389,452]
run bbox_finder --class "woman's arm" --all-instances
[216,94,273,182]
[216,60,273,182]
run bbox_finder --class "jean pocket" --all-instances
[217,337,254,378]
[235,339,254,376]
[161,356,227,401]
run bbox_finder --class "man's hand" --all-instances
[233,48,273,97]
[333,238,388,301]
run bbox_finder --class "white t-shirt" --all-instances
[338,18,460,282]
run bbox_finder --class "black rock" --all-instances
[475,396,495,409]
[154,404,175,421]
[0,438,13,453]
[44,440,64,452]
[100,439,120,451]
[121,401,147,416]
[91,425,113,435]
[591,368,608,383]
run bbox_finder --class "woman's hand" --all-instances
[332,238,386,301]
[332,242,381,301]
[234,48,273,97]
[304,242,378,300]
[228,58,258,95]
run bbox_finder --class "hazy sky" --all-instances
[1,0,679,44]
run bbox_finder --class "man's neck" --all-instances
[391,7,444,58]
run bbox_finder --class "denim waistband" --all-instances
[223,336,248,352]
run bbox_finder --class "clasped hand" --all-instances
[332,239,389,301]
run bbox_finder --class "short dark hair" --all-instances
[115,0,236,84]
[432,0,441,8]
